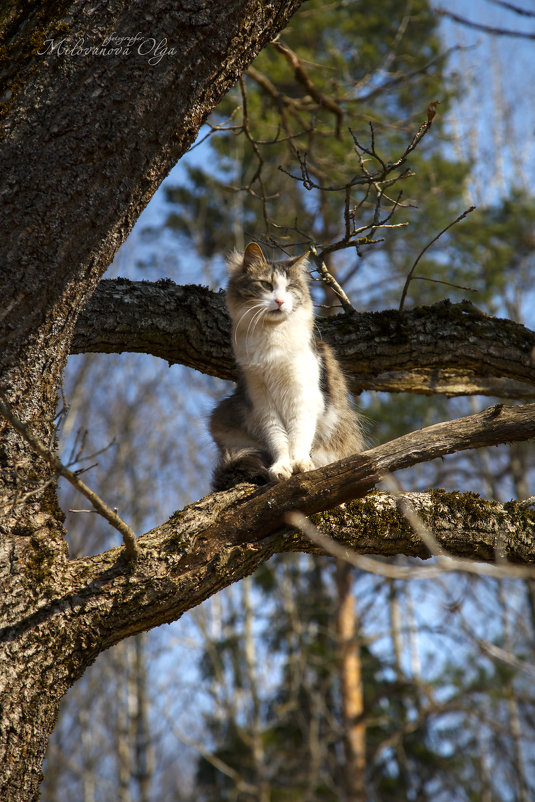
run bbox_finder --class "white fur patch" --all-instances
[233,300,323,471]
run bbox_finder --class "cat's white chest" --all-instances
[238,325,323,424]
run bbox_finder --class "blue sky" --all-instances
[108,0,535,291]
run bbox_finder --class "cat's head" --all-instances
[225,242,311,326]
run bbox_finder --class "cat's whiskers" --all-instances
[245,303,268,338]
[244,304,269,356]
[233,303,265,349]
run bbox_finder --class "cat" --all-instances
[210,242,364,491]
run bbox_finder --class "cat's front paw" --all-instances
[292,456,315,474]
[268,460,293,481]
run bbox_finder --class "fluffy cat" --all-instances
[210,242,364,491]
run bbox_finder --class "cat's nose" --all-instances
[275,298,284,308]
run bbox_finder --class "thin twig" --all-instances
[309,246,355,313]
[351,119,433,180]
[487,0,535,17]
[350,45,466,105]
[438,8,535,38]
[239,75,270,231]
[408,275,478,294]
[398,206,476,311]
[185,110,242,153]
[284,511,535,580]
[0,394,139,560]
[273,41,344,136]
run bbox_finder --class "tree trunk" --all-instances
[0,2,303,798]
[336,562,367,802]
[133,634,153,802]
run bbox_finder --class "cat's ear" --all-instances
[243,242,266,270]
[286,251,310,274]
[226,242,266,275]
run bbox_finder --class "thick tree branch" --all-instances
[37,400,535,656]
[287,498,535,579]
[72,279,535,398]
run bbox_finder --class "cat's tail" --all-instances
[212,448,271,491]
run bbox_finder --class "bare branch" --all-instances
[237,75,274,232]
[399,206,476,311]
[272,41,344,135]
[408,275,478,294]
[486,0,535,15]
[438,8,535,38]
[351,118,434,178]
[309,246,355,313]
[350,46,465,104]
[0,394,139,560]
[185,113,242,153]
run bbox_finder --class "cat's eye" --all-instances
[259,280,273,292]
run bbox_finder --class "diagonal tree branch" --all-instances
[272,40,345,135]
[55,401,535,658]
[189,401,535,541]
[72,279,535,398]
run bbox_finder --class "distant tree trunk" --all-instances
[80,707,97,802]
[388,580,412,791]
[498,581,529,802]
[335,562,366,802]
[389,580,403,676]
[117,641,134,802]
[243,576,269,802]
[133,634,153,802]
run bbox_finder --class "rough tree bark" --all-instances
[0,1,304,798]
[1,2,535,800]
[73,279,535,398]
